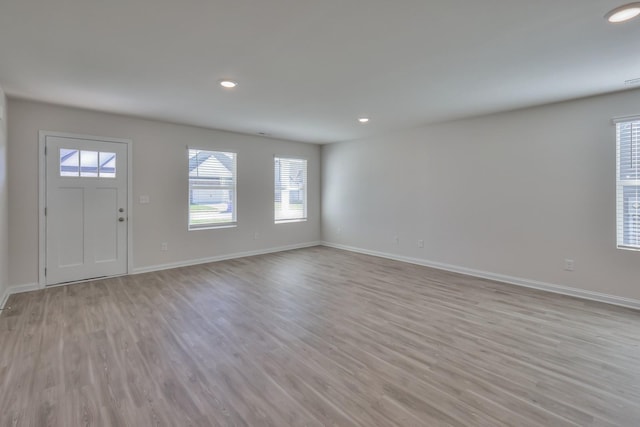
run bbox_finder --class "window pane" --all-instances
[623,186,640,247]
[618,122,640,181]
[616,120,640,249]
[99,152,116,178]
[275,157,307,222]
[188,149,237,229]
[60,148,80,177]
[80,150,98,177]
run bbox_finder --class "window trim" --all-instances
[274,155,308,224]
[187,147,238,231]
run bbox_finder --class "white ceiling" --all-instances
[1,0,639,143]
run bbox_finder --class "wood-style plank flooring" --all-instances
[1,246,640,426]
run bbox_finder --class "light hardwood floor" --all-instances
[1,246,640,426]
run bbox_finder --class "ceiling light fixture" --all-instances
[358,117,370,123]
[219,80,238,88]
[605,3,640,23]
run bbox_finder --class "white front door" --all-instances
[45,135,128,285]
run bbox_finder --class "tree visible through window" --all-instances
[188,149,237,229]
[616,120,640,249]
[275,157,307,223]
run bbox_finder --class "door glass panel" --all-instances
[60,148,80,177]
[80,151,99,177]
[99,152,116,178]
[60,149,117,178]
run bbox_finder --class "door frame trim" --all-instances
[38,131,133,287]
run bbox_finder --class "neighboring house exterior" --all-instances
[189,151,233,212]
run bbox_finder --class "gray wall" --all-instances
[0,88,7,300]
[322,89,640,301]
[8,99,321,287]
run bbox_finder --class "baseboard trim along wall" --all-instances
[3,241,638,311]
[0,241,322,310]
[321,241,640,311]
[131,241,322,274]
[0,283,40,310]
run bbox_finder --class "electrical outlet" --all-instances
[253,232,260,240]
[394,235,400,245]
[139,195,150,204]
[161,242,168,251]
[418,239,424,248]
[564,259,574,271]
[337,227,342,234]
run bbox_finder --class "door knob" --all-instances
[119,217,125,222]
[119,208,124,212]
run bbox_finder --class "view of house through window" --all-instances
[616,119,640,249]
[275,157,307,223]
[188,149,237,229]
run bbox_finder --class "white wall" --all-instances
[0,87,8,301]
[8,99,320,287]
[323,88,640,302]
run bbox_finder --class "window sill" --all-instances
[617,245,640,252]
[275,219,307,224]
[188,224,237,231]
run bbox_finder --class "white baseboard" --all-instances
[132,241,322,275]
[0,288,8,310]
[5,241,637,312]
[0,283,40,310]
[321,241,640,311]
[0,242,322,307]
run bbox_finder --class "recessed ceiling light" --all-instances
[605,3,640,23]
[219,80,238,88]
[358,117,370,123]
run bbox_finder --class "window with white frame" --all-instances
[188,149,237,230]
[615,118,640,250]
[274,157,307,223]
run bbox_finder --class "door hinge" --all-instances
[44,268,47,276]
[44,207,47,216]
[44,146,47,155]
